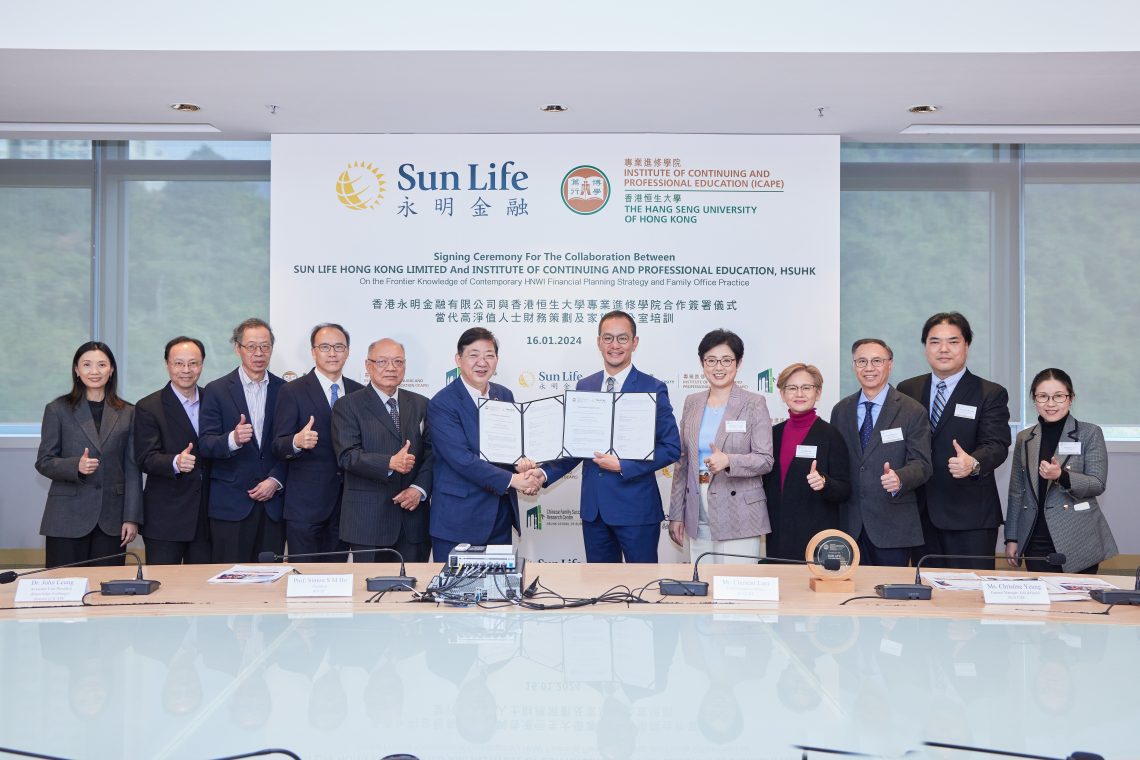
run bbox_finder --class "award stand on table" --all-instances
[805,529,859,592]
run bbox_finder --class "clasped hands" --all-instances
[511,458,545,496]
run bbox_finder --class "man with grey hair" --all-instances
[199,317,288,562]
[332,338,434,562]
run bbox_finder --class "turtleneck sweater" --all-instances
[779,408,818,487]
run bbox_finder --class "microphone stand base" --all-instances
[659,580,709,596]
[874,583,931,601]
[367,575,417,592]
[101,579,161,596]
[1089,589,1140,605]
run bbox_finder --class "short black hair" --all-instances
[598,310,636,337]
[851,338,893,360]
[697,329,744,362]
[921,312,973,345]
[1030,367,1076,400]
[457,327,498,355]
[310,322,350,347]
[164,336,205,362]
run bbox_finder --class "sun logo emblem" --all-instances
[335,161,385,210]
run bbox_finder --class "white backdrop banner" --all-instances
[270,134,839,563]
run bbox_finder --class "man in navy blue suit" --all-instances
[272,323,364,561]
[537,311,681,563]
[426,328,541,562]
[199,317,288,563]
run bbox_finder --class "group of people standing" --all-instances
[34,310,1117,574]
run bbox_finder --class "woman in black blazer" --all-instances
[762,363,851,560]
[34,342,142,567]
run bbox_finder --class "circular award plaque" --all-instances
[805,529,859,581]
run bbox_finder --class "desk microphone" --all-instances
[0,551,160,595]
[1089,565,1140,606]
[924,739,1104,760]
[257,549,416,592]
[875,552,1066,601]
[660,552,840,596]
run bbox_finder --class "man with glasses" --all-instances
[831,338,932,566]
[898,313,1011,569]
[271,323,363,561]
[536,310,681,563]
[133,336,212,564]
[199,317,288,562]
[331,338,434,563]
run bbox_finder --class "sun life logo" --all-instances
[336,161,385,210]
[518,371,536,388]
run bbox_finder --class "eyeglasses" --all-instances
[315,343,348,354]
[1033,392,1071,404]
[600,334,632,345]
[782,384,818,394]
[169,360,202,371]
[238,342,272,355]
[853,357,889,369]
[702,357,736,368]
[367,358,406,369]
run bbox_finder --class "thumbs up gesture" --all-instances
[78,447,100,475]
[389,439,416,474]
[704,443,729,475]
[948,438,976,479]
[233,413,254,445]
[1039,454,1062,482]
[293,415,319,450]
[806,459,825,491]
[880,461,901,493]
[175,442,196,473]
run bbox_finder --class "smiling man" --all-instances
[831,338,932,566]
[897,312,1011,569]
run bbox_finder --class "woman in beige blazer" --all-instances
[668,330,774,563]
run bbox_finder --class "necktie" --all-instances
[859,401,875,450]
[605,376,615,393]
[330,383,339,407]
[387,398,401,436]
[930,380,947,429]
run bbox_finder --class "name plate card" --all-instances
[981,579,1050,605]
[286,574,354,598]
[15,577,88,603]
[712,575,779,602]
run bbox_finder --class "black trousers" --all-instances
[211,508,285,564]
[144,534,212,565]
[351,523,431,565]
[44,528,125,568]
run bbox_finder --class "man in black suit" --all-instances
[133,336,212,564]
[331,338,434,562]
[898,312,1011,568]
[271,323,363,561]
[199,317,287,563]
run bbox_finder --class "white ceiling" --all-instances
[3,2,1140,143]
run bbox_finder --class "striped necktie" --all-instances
[931,380,947,429]
[605,376,615,393]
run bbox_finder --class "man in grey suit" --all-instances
[331,338,433,562]
[831,338,932,566]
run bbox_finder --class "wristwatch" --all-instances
[970,457,982,476]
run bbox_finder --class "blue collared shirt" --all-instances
[856,385,891,429]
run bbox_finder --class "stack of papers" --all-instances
[207,565,295,584]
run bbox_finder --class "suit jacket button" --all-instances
[730,490,737,496]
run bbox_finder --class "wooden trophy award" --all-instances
[805,529,859,592]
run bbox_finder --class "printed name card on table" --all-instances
[15,577,88,603]
[713,575,779,602]
[286,574,354,598]
[981,578,1050,605]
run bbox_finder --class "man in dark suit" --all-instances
[331,338,434,562]
[831,338,932,566]
[427,328,541,562]
[199,318,287,563]
[897,312,1011,568]
[537,310,682,563]
[272,323,364,561]
[133,336,212,564]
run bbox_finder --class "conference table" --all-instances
[0,561,1136,759]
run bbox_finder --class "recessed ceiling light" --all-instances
[908,104,940,114]
[540,104,568,113]
[170,103,201,113]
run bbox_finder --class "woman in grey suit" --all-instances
[668,329,774,563]
[35,342,142,567]
[1005,368,1116,574]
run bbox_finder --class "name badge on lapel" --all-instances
[881,428,904,443]
[1057,441,1081,456]
[725,420,747,433]
[795,445,817,458]
[954,404,977,420]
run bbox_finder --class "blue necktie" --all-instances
[930,380,947,429]
[859,401,875,450]
[330,383,339,407]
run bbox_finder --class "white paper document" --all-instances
[478,395,565,464]
[611,392,656,459]
[208,565,295,584]
[562,391,617,457]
